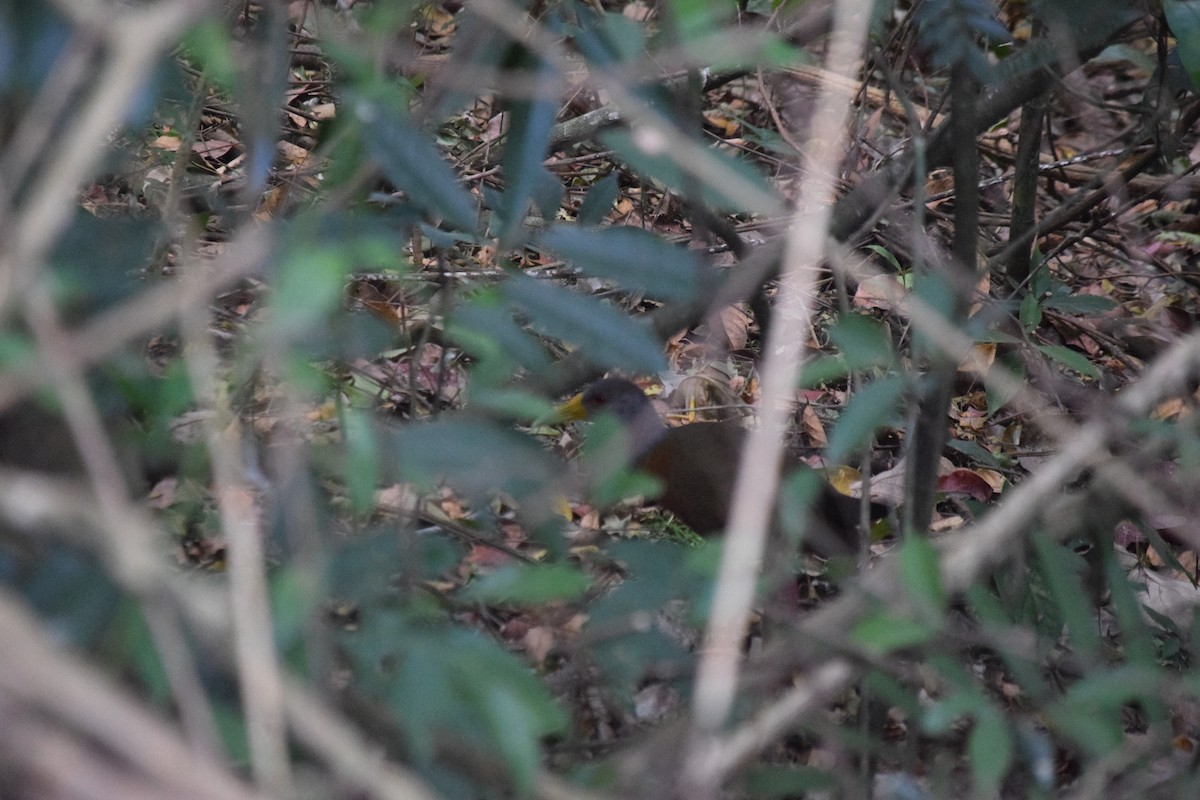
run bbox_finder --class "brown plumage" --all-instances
[557,377,881,556]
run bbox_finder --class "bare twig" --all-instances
[180,277,293,794]
[0,588,264,800]
[0,0,213,300]
[682,3,870,796]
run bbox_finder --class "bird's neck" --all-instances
[624,406,669,462]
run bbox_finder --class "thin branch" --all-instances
[683,3,871,796]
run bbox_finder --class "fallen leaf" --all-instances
[800,403,828,446]
[937,469,994,502]
[853,274,906,312]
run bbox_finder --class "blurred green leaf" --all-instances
[19,547,122,650]
[668,0,727,42]
[797,354,850,388]
[463,563,591,604]
[898,534,945,619]
[504,274,666,373]
[577,173,619,226]
[1043,293,1117,314]
[180,18,239,90]
[495,48,559,247]
[270,566,322,653]
[1035,344,1100,379]
[922,687,984,734]
[852,611,935,653]
[539,224,704,302]
[108,603,170,705]
[50,212,157,316]
[742,765,837,796]
[580,413,664,508]
[1047,667,1158,756]
[1099,541,1160,666]
[463,387,555,422]
[339,404,381,514]
[270,244,348,337]
[826,375,906,463]
[0,332,35,369]
[213,702,252,765]
[448,289,554,382]
[0,2,70,96]
[326,528,458,606]
[912,270,958,332]
[601,128,783,216]
[1031,535,1100,659]
[570,10,646,67]
[827,313,895,370]
[389,416,563,511]
[1165,1,1200,91]
[354,87,479,231]
[969,708,1013,796]
[347,613,566,791]
[776,467,825,545]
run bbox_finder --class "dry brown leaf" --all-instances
[523,626,557,667]
[717,304,751,350]
[800,403,827,446]
[959,342,996,373]
[853,274,905,312]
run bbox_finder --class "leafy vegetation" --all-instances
[2,0,1200,798]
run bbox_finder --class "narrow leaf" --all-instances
[539,225,703,302]
[504,274,666,373]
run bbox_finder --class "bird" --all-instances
[552,377,882,557]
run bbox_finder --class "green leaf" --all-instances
[1031,535,1101,659]
[827,313,895,370]
[180,19,239,91]
[270,244,348,337]
[852,611,936,653]
[826,375,907,463]
[1035,344,1100,379]
[797,354,850,388]
[668,0,728,42]
[539,225,704,302]
[50,212,158,315]
[447,289,554,381]
[571,11,646,66]
[1165,1,1200,91]
[864,243,904,272]
[495,49,559,247]
[348,614,568,780]
[1047,667,1158,756]
[339,404,381,514]
[463,564,591,605]
[270,566,323,652]
[946,437,1001,467]
[742,765,837,796]
[451,634,569,796]
[580,413,666,508]
[390,416,562,504]
[1019,292,1043,333]
[577,173,619,226]
[504,274,666,373]
[354,88,479,231]
[898,534,945,619]
[1042,293,1117,315]
[970,708,1013,796]
[600,128,783,215]
[464,387,555,423]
